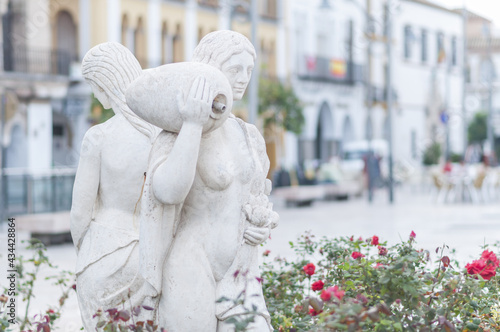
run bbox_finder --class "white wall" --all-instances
[27,102,52,171]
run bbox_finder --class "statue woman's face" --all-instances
[220,51,254,101]
[88,80,111,109]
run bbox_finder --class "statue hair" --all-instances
[82,42,158,141]
[192,30,256,69]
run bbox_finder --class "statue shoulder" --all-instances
[80,124,106,157]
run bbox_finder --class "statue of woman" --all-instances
[134,31,278,332]
[70,42,159,330]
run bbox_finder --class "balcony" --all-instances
[197,0,218,8]
[367,85,398,105]
[297,55,364,85]
[2,44,76,76]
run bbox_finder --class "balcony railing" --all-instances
[2,44,76,76]
[367,85,398,104]
[1,168,76,216]
[297,55,364,85]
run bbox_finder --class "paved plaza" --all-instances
[1,186,500,331]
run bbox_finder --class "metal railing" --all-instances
[297,55,364,85]
[1,168,76,217]
[2,44,76,76]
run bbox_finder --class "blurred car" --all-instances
[342,139,389,184]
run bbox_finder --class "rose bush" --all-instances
[262,232,500,331]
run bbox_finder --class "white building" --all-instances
[464,10,500,159]
[282,0,465,173]
[283,0,366,168]
[389,0,465,167]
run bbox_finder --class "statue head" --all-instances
[192,30,256,101]
[82,42,142,113]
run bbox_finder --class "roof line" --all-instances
[404,0,462,16]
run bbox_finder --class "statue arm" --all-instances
[243,124,279,246]
[152,77,212,205]
[152,123,203,205]
[70,126,103,252]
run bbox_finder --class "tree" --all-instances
[422,142,441,165]
[258,78,304,135]
[90,94,114,125]
[468,112,487,143]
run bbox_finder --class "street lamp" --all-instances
[385,0,395,203]
[343,0,378,202]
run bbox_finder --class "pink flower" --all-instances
[349,236,354,241]
[311,280,324,291]
[321,286,345,302]
[263,250,271,257]
[351,251,365,259]
[410,231,416,239]
[371,236,379,246]
[303,263,315,276]
[374,263,384,269]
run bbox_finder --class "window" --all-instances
[261,0,277,19]
[411,130,417,159]
[173,23,183,62]
[451,36,457,66]
[317,33,328,58]
[346,20,354,62]
[404,25,412,59]
[421,29,427,63]
[437,32,445,63]
[161,22,173,64]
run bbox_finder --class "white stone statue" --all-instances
[70,42,159,330]
[126,30,279,331]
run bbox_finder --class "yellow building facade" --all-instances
[47,0,279,76]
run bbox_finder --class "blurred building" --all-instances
[0,0,281,217]
[385,0,465,168]
[283,0,465,174]
[283,0,366,168]
[464,10,500,159]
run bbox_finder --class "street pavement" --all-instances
[1,185,499,331]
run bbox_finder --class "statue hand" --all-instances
[244,226,270,246]
[176,76,212,127]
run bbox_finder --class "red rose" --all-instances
[311,280,324,291]
[351,251,365,259]
[371,236,379,246]
[410,231,416,239]
[320,285,344,301]
[320,289,332,301]
[309,308,322,316]
[378,246,388,256]
[303,263,315,276]
[466,259,497,280]
[329,286,345,301]
[481,250,499,268]
[349,236,354,241]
